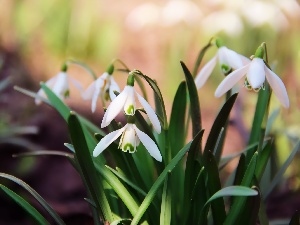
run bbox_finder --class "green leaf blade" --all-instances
[0,184,49,225]
[0,173,65,225]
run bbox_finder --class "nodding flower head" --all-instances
[195,40,250,90]
[82,65,120,112]
[93,118,162,162]
[101,73,161,133]
[215,46,289,108]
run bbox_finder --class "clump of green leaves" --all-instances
[2,39,299,225]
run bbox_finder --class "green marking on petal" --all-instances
[122,143,135,153]
[104,90,110,101]
[125,105,135,115]
[64,90,70,98]
[221,64,232,75]
[244,78,265,92]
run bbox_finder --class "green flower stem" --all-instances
[192,38,213,77]
[65,59,97,80]
[113,58,131,73]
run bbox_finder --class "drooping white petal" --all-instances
[133,125,162,162]
[82,82,96,100]
[93,125,127,157]
[90,78,105,113]
[70,77,84,92]
[247,58,265,89]
[136,92,161,133]
[100,73,109,91]
[101,87,129,128]
[219,46,244,69]
[123,86,136,115]
[195,55,218,89]
[215,64,250,97]
[52,72,69,97]
[265,67,290,108]
[240,54,251,66]
[109,77,120,100]
[35,76,58,105]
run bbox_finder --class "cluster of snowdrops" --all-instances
[35,39,289,163]
[9,37,296,225]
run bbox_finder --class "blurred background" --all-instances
[0,0,300,224]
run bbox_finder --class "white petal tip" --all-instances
[156,155,162,162]
[214,90,222,98]
[283,101,290,108]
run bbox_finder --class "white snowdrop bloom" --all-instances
[93,123,162,162]
[101,74,161,134]
[215,57,289,108]
[82,72,120,113]
[195,44,250,89]
[35,71,82,105]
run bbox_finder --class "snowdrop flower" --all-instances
[195,39,250,89]
[215,46,289,108]
[93,117,162,162]
[35,65,82,105]
[82,65,120,113]
[101,73,161,133]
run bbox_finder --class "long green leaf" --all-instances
[204,93,238,162]
[181,62,203,224]
[41,83,105,136]
[93,164,142,221]
[41,83,70,120]
[159,174,171,225]
[224,152,258,225]
[169,81,187,156]
[265,140,300,198]
[130,130,204,225]
[255,140,273,182]
[68,112,113,222]
[12,150,74,159]
[233,154,246,186]
[105,166,147,197]
[203,186,258,208]
[0,184,49,225]
[219,142,260,170]
[204,151,226,225]
[168,82,187,224]
[111,219,132,225]
[180,61,201,139]
[0,173,65,225]
[238,186,261,225]
[190,167,207,225]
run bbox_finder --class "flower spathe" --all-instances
[195,46,250,89]
[82,72,120,113]
[93,123,162,162]
[215,57,290,108]
[101,83,161,134]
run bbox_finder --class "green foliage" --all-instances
[4,38,298,225]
